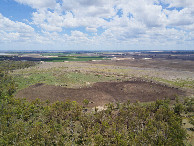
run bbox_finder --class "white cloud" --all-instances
[163,0,194,8]
[101,17,147,42]
[14,0,57,9]
[0,13,35,42]
[1,0,194,50]
[0,13,34,33]
[182,24,194,31]
[32,10,64,32]
[62,0,116,18]
[32,9,107,31]
[86,27,97,32]
[116,0,168,28]
[70,30,89,42]
[165,8,194,27]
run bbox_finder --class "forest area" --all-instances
[0,60,193,145]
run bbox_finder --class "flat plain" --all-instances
[10,51,194,106]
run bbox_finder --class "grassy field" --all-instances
[41,53,66,56]
[12,66,122,91]
[41,52,109,62]
[12,61,194,92]
[41,56,109,62]
[152,77,194,89]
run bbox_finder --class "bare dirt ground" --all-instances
[89,59,194,72]
[13,60,194,103]
[24,61,194,81]
[15,80,184,107]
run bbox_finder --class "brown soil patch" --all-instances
[89,59,194,72]
[15,80,184,107]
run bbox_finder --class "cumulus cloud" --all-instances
[62,0,116,18]
[14,0,57,9]
[116,0,168,28]
[167,9,193,26]
[86,27,97,32]
[0,13,35,42]
[0,13,34,33]
[32,10,64,32]
[0,0,194,50]
[163,0,194,8]
[70,30,89,42]
[32,9,107,31]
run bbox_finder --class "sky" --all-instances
[0,0,194,51]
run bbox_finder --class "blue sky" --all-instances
[0,0,194,50]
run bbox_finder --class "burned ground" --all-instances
[15,80,184,107]
[89,59,194,72]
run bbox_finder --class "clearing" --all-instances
[15,80,184,107]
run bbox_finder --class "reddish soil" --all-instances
[15,80,184,107]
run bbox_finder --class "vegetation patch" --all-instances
[41,56,109,62]
[14,72,57,90]
[41,53,67,56]
[12,67,118,91]
[152,77,194,89]
[0,96,189,145]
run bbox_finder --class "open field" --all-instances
[41,56,109,62]
[15,80,184,107]
[0,52,110,62]
[91,58,194,72]
[1,51,193,145]
[13,60,194,89]
[0,55,109,62]
[12,60,194,106]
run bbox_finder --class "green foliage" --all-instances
[41,53,66,56]
[13,69,117,90]
[188,116,194,134]
[0,61,189,145]
[41,56,109,62]
[83,99,89,106]
[0,60,37,72]
[184,97,194,113]
[0,96,188,145]
[0,73,16,99]
[0,61,37,95]
[153,77,194,89]
[14,72,57,90]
